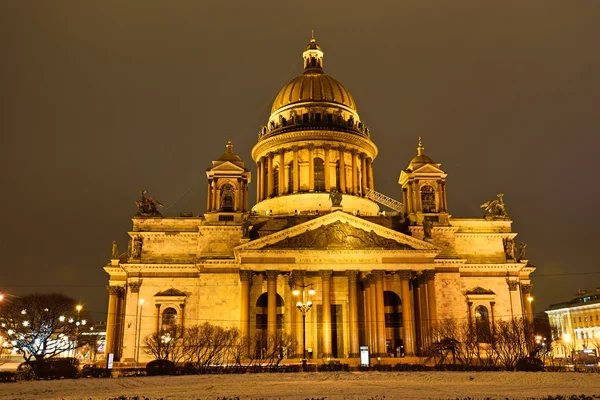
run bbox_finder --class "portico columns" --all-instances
[320,270,333,358]
[418,273,430,347]
[347,270,360,357]
[399,271,415,356]
[338,146,346,193]
[240,270,253,354]
[266,270,278,338]
[364,276,373,352]
[324,144,331,191]
[507,279,521,318]
[207,180,213,211]
[105,285,124,358]
[424,270,438,333]
[373,270,387,356]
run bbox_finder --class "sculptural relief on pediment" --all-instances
[263,221,414,250]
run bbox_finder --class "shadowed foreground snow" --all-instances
[1,371,599,400]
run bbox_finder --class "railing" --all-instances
[365,188,405,214]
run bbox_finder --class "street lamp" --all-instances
[135,299,145,365]
[293,283,315,370]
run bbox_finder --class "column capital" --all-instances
[338,145,346,152]
[307,143,315,151]
[107,285,125,296]
[346,270,359,280]
[291,145,299,152]
[128,280,142,294]
[278,148,285,155]
[323,143,331,151]
[422,270,437,281]
[416,273,428,285]
[319,270,333,279]
[398,270,412,281]
[520,283,532,294]
[360,152,367,160]
[366,157,373,163]
[268,151,275,159]
[266,270,279,281]
[506,278,519,291]
[239,270,254,282]
[371,270,386,279]
[350,148,358,155]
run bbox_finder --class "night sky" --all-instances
[1,1,599,321]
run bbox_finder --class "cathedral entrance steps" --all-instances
[365,188,405,213]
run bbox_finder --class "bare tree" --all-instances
[143,326,185,363]
[182,323,240,371]
[0,293,88,362]
[494,318,528,370]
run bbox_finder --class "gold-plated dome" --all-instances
[271,73,356,114]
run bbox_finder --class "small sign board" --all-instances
[106,353,114,369]
[360,345,369,366]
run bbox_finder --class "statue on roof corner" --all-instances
[135,189,163,217]
[480,193,508,219]
[329,189,343,206]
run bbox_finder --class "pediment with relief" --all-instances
[235,211,439,253]
[264,220,413,250]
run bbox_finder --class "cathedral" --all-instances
[104,35,535,363]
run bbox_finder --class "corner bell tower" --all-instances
[206,139,251,215]
[399,138,449,225]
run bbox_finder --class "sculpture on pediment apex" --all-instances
[135,190,163,217]
[329,188,343,206]
[480,193,508,219]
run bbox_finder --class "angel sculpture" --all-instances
[480,193,508,218]
[135,190,163,217]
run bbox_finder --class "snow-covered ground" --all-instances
[0,372,599,400]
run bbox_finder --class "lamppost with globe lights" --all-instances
[293,283,315,370]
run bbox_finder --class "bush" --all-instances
[18,358,80,380]
[81,364,111,378]
[0,371,17,382]
[515,357,544,372]
[318,361,350,372]
[145,359,176,376]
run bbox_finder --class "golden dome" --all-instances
[213,139,245,168]
[271,72,357,114]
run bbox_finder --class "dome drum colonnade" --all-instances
[251,34,378,215]
[239,268,438,358]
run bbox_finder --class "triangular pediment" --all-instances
[235,211,439,252]
[410,163,445,175]
[207,161,247,172]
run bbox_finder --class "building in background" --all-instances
[104,35,536,363]
[546,289,600,361]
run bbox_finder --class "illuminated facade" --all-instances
[546,289,600,359]
[104,35,535,363]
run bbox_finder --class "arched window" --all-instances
[288,161,294,194]
[273,167,279,196]
[474,305,491,342]
[421,185,436,213]
[314,158,325,192]
[220,184,235,212]
[162,308,178,332]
